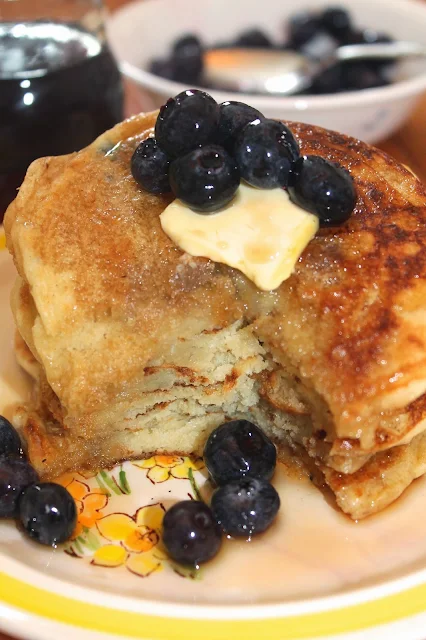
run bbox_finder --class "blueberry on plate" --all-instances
[234,118,299,189]
[162,500,222,566]
[169,144,240,212]
[320,7,352,41]
[204,420,276,486]
[0,415,23,457]
[19,482,77,546]
[288,155,356,226]
[211,477,280,537]
[155,90,220,158]
[235,29,273,49]
[215,101,264,153]
[172,34,204,83]
[131,137,171,194]
[0,455,39,518]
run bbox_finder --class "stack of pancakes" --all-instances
[5,111,426,519]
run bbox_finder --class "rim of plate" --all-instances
[1,229,426,638]
[2,556,426,639]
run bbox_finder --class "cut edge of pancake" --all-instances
[6,111,426,522]
[13,329,426,521]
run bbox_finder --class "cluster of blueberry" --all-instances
[0,416,76,546]
[163,420,280,567]
[131,89,356,224]
[0,409,279,563]
[149,6,394,95]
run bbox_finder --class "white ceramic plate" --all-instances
[2,226,426,640]
[106,0,426,143]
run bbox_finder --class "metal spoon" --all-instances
[203,41,426,96]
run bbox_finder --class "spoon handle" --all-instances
[336,41,426,62]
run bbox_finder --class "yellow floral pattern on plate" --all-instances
[133,455,204,483]
[57,457,205,579]
[93,504,167,577]
[64,478,108,539]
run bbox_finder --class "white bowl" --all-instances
[107,0,426,143]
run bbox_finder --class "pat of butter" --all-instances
[160,183,319,291]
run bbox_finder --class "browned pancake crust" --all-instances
[249,122,426,453]
[5,114,244,418]
[5,112,426,482]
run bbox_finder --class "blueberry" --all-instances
[155,90,220,158]
[339,29,365,46]
[149,58,176,81]
[19,483,77,546]
[169,144,240,212]
[211,477,280,537]
[288,155,356,226]
[0,456,39,518]
[341,28,392,47]
[320,7,352,41]
[287,13,321,50]
[341,30,395,74]
[162,500,222,566]
[131,137,171,194]
[234,119,299,189]
[362,32,395,73]
[0,416,23,457]
[204,420,276,486]
[172,35,204,83]
[341,62,389,91]
[310,64,344,94]
[215,101,264,153]
[235,29,273,49]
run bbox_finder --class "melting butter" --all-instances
[160,183,319,291]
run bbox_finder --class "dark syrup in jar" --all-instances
[0,21,124,218]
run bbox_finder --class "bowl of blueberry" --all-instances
[107,0,426,143]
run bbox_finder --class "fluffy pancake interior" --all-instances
[5,111,426,520]
[14,323,426,522]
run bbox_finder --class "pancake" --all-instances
[5,111,426,520]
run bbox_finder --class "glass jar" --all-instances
[0,0,124,218]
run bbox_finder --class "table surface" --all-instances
[0,1,425,639]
